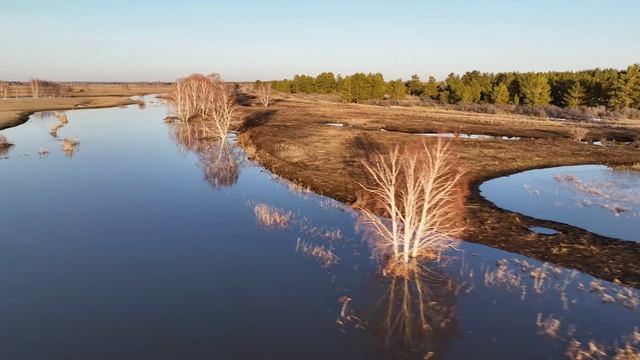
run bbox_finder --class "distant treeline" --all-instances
[269,65,640,110]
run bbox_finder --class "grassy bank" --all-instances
[237,91,640,287]
[0,96,145,130]
[0,82,171,130]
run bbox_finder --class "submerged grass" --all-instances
[61,137,80,157]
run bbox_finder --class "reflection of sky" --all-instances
[0,101,638,359]
[481,165,640,242]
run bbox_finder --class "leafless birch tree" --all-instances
[357,139,467,276]
[168,73,238,140]
[257,82,271,107]
[0,81,9,99]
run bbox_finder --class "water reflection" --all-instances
[2,95,639,359]
[480,165,640,241]
[373,266,458,359]
[169,121,242,188]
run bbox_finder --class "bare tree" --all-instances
[257,82,272,107]
[30,79,41,98]
[168,73,239,140]
[0,81,9,99]
[357,139,467,276]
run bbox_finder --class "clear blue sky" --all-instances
[2,0,639,82]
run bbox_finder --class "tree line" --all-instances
[269,64,640,110]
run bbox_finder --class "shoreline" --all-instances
[236,92,640,287]
[0,95,158,131]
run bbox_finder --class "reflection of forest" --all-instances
[169,121,242,188]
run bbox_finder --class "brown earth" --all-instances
[236,91,640,287]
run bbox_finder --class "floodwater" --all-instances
[480,165,640,242]
[0,97,638,359]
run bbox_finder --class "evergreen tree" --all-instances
[423,76,438,99]
[368,73,386,100]
[608,64,640,109]
[491,83,510,104]
[315,72,337,94]
[350,73,370,103]
[388,79,406,100]
[443,73,464,103]
[563,82,585,108]
[339,75,353,102]
[291,74,315,94]
[406,74,425,96]
[518,73,551,106]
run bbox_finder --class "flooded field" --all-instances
[480,165,640,242]
[0,98,638,359]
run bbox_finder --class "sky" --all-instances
[2,0,639,82]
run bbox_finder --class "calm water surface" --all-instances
[480,165,640,242]
[0,97,638,359]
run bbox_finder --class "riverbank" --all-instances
[0,96,145,130]
[237,91,640,287]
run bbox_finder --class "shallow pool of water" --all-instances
[1,99,638,359]
[480,165,640,242]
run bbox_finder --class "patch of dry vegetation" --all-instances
[0,96,143,131]
[61,137,80,157]
[569,126,589,142]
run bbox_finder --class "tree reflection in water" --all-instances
[371,264,459,358]
[169,121,242,188]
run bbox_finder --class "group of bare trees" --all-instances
[357,139,467,277]
[0,81,9,99]
[30,79,68,98]
[168,73,238,140]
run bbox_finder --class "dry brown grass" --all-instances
[569,126,590,142]
[0,96,143,131]
[61,137,80,157]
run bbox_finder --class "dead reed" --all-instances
[569,126,589,142]
[61,137,80,157]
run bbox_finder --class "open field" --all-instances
[237,90,640,286]
[0,83,170,130]
[0,82,171,99]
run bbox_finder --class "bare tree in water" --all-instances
[168,73,239,140]
[356,139,467,277]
